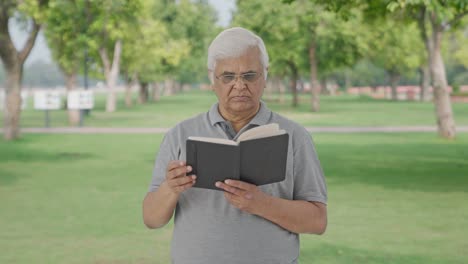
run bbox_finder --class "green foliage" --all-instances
[17,0,50,23]
[44,0,87,75]
[234,0,367,79]
[387,0,468,24]
[85,0,142,72]
[150,0,219,84]
[366,19,423,77]
[233,0,306,77]
[120,0,190,83]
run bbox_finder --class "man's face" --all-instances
[211,47,266,116]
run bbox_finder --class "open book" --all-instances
[186,123,289,190]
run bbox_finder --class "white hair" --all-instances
[207,27,269,83]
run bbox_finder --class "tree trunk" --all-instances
[64,72,80,126]
[288,62,298,107]
[279,77,286,104]
[124,73,136,108]
[174,81,181,93]
[419,64,431,101]
[99,40,122,113]
[182,83,191,92]
[417,7,433,103]
[125,81,133,108]
[139,82,149,104]
[309,41,320,112]
[3,65,22,140]
[344,69,351,91]
[0,13,41,140]
[389,71,400,101]
[152,82,160,102]
[320,78,327,95]
[430,27,456,139]
[164,78,174,96]
[265,79,273,101]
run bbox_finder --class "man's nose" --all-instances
[233,76,246,89]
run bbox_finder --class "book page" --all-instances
[239,129,286,141]
[237,123,284,141]
[188,136,239,146]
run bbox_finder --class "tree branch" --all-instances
[99,47,111,79]
[111,39,122,74]
[18,20,41,64]
[0,4,18,68]
[442,9,468,31]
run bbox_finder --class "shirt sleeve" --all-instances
[292,129,328,204]
[147,132,179,193]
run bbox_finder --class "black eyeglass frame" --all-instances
[215,71,263,84]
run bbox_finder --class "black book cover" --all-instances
[239,133,289,185]
[186,133,288,190]
[186,139,240,190]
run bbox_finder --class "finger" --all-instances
[224,191,236,203]
[224,179,254,191]
[168,175,197,187]
[167,160,186,172]
[167,165,192,180]
[173,179,196,193]
[224,192,241,208]
[216,181,244,197]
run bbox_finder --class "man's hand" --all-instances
[215,179,271,215]
[165,160,196,195]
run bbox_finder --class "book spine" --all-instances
[187,140,197,176]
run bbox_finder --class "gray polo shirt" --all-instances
[149,101,327,264]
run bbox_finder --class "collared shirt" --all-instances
[148,101,327,264]
[208,100,273,140]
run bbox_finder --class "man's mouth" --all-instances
[231,96,250,102]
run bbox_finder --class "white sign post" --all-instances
[67,90,94,126]
[34,90,62,127]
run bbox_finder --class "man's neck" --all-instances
[218,104,260,133]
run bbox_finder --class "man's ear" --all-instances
[208,69,214,85]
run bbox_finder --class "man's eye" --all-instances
[243,73,257,81]
[222,75,236,82]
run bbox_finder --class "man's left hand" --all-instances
[215,180,271,215]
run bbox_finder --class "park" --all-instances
[1,0,468,263]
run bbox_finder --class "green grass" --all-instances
[1,133,467,263]
[5,89,468,128]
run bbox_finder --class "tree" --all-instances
[86,0,141,112]
[367,19,422,100]
[120,0,190,104]
[383,0,468,138]
[233,0,307,107]
[0,0,49,140]
[168,0,218,86]
[235,0,367,110]
[44,0,87,125]
[309,0,467,138]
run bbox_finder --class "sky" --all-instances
[9,0,235,66]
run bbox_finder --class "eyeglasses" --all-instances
[215,72,262,84]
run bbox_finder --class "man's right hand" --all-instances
[164,160,197,195]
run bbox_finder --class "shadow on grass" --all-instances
[300,242,459,264]
[0,144,94,163]
[0,168,20,186]
[0,137,95,186]
[318,141,468,193]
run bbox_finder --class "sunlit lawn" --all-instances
[5,89,468,128]
[1,133,467,263]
